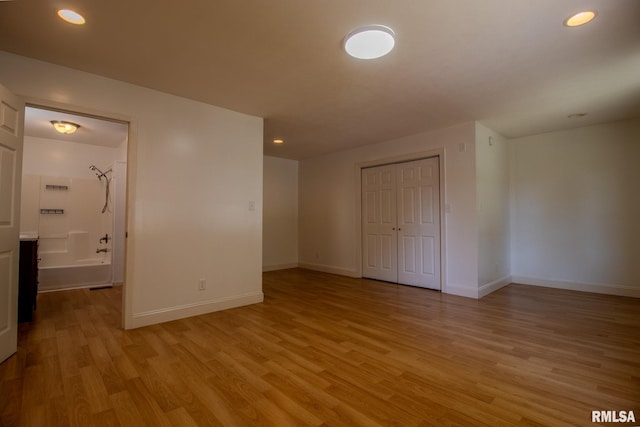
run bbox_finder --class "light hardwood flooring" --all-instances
[1,269,639,426]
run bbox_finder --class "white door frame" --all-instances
[354,148,447,292]
[22,96,136,329]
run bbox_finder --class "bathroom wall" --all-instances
[110,160,127,284]
[22,135,124,178]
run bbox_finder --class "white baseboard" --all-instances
[512,276,640,298]
[478,275,512,298]
[444,284,479,299]
[128,292,264,329]
[298,262,359,278]
[262,263,298,272]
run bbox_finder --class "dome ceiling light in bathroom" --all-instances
[57,9,86,25]
[344,25,395,59]
[51,120,80,134]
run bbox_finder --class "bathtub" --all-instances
[39,259,112,291]
[36,230,113,291]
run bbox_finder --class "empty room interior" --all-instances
[0,1,639,426]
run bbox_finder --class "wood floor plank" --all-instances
[145,357,223,427]
[169,359,243,427]
[0,378,21,426]
[62,374,95,427]
[1,270,638,426]
[91,408,121,427]
[165,407,199,427]
[79,365,112,415]
[123,377,173,427]
[109,390,147,427]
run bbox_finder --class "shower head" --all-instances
[89,165,105,180]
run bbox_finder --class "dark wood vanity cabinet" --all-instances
[18,239,38,323]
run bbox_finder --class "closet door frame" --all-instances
[355,149,446,291]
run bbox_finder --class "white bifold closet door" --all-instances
[362,157,440,290]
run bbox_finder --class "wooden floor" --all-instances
[1,269,639,426]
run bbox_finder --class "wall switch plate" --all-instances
[249,201,256,211]
[198,278,206,291]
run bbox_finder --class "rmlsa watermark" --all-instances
[591,410,636,423]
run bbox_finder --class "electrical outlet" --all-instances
[198,278,206,291]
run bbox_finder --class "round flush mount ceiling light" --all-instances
[57,9,86,25]
[564,11,596,27]
[51,120,80,134]
[344,25,395,59]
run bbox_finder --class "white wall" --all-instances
[263,156,298,271]
[475,123,511,295]
[22,135,123,178]
[299,122,480,298]
[0,52,264,328]
[510,118,640,297]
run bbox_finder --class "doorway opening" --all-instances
[21,105,128,319]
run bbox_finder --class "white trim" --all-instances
[298,262,359,278]
[129,291,264,329]
[512,276,640,298]
[262,263,298,272]
[444,284,479,299]
[478,275,512,298]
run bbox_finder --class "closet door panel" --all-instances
[361,165,397,282]
[397,158,440,289]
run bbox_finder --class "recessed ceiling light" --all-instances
[344,25,395,60]
[51,120,80,134]
[564,11,596,27]
[57,9,86,25]
[273,139,284,144]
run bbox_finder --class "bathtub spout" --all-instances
[96,248,108,253]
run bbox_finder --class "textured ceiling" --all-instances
[1,0,639,159]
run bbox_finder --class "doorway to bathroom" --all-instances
[20,105,128,298]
